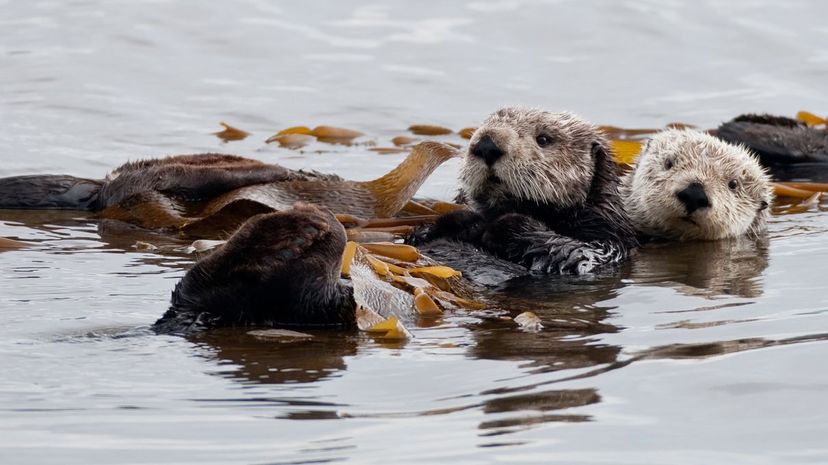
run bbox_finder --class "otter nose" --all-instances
[675,182,711,214]
[471,135,504,167]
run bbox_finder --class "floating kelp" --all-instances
[795,110,827,127]
[458,127,476,139]
[772,183,821,199]
[273,126,313,136]
[104,142,460,237]
[361,242,421,262]
[413,288,442,316]
[264,125,363,146]
[772,192,823,215]
[362,315,412,340]
[0,237,28,251]
[213,122,250,142]
[775,182,828,193]
[266,133,315,149]
[771,182,828,214]
[429,201,466,214]
[598,126,658,139]
[402,200,439,215]
[342,240,476,310]
[343,238,487,340]
[311,126,364,143]
[610,140,643,166]
[340,215,442,243]
[345,229,399,243]
[392,136,417,146]
[408,124,453,136]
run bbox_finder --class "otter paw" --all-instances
[410,210,486,245]
[525,238,602,275]
[480,213,547,260]
[227,203,345,265]
[562,248,598,275]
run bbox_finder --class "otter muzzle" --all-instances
[470,135,504,167]
[675,182,711,214]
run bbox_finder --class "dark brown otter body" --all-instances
[0,154,299,211]
[153,203,356,334]
[0,144,457,233]
[717,114,828,166]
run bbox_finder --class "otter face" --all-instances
[460,107,604,211]
[622,129,773,240]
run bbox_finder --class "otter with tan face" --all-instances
[416,107,638,275]
[621,129,773,241]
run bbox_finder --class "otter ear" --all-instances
[758,200,769,211]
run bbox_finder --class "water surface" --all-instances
[2,1,828,464]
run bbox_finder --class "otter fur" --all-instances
[717,114,828,165]
[153,203,356,334]
[414,106,638,275]
[0,154,300,211]
[154,107,639,332]
[621,129,773,241]
[0,144,457,233]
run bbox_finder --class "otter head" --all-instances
[622,129,773,241]
[460,107,612,215]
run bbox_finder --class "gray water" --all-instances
[2,1,828,464]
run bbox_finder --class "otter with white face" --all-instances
[419,107,638,275]
[621,129,773,241]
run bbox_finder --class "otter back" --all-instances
[0,175,102,210]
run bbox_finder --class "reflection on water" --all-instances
[478,388,598,433]
[631,237,769,298]
[2,0,828,463]
[192,329,359,385]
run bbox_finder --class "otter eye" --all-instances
[664,159,674,170]
[728,179,738,190]
[536,134,553,147]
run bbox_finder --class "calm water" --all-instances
[2,1,828,464]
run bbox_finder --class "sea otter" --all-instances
[0,154,297,211]
[0,145,457,233]
[414,107,639,274]
[717,114,828,166]
[716,113,828,183]
[154,107,639,333]
[621,129,773,241]
[152,203,357,333]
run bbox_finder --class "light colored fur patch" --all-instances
[460,107,599,209]
[621,129,773,240]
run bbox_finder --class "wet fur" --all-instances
[717,114,828,165]
[0,153,329,211]
[415,107,638,275]
[100,154,307,208]
[0,175,103,209]
[621,129,773,241]
[153,203,356,334]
